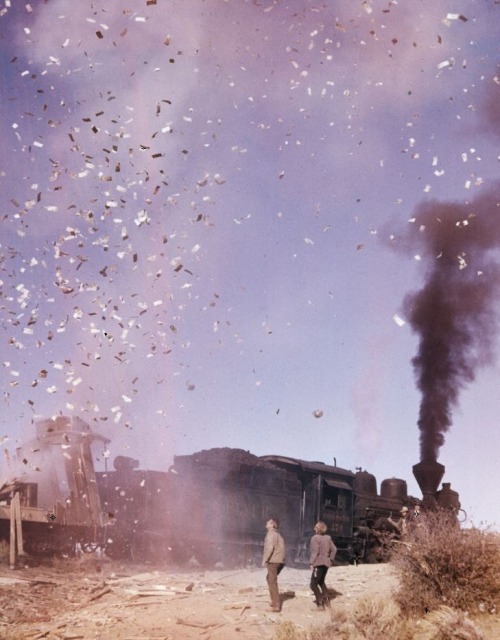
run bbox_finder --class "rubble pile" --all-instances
[0,557,400,640]
[0,563,106,629]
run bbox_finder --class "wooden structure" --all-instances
[0,417,109,558]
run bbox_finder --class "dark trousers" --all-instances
[310,565,329,604]
[266,562,284,609]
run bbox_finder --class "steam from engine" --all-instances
[390,183,500,464]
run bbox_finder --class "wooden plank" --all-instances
[0,504,50,523]
[9,494,16,569]
[176,618,223,630]
[14,492,25,556]
[88,587,112,602]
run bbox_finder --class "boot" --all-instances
[322,595,331,608]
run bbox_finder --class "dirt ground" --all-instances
[0,557,498,640]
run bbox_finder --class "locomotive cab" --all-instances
[261,455,356,563]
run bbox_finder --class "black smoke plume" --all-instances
[393,183,500,462]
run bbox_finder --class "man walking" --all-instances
[262,518,285,613]
[309,521,337,610]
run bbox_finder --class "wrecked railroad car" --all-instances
[0,416,109,557]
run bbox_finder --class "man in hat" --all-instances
[388,505,409,538]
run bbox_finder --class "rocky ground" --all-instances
[0,556,498,639]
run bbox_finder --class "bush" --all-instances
[328,596,408,640]
[391,510,500,616]
[275,621,308,640]
[275,596,413,640]
[274,597,486,640]
[342,595,408,639]
[413,606,485,640]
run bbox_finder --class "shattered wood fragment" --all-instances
[131,590,184,597]
[89,581,108,594]
[88,586,112,602]
[223,603,251,617]
[175,618,222,629]
[33,624,66,639]
[125,600,171,607]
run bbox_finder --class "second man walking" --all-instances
[309,521,336,610]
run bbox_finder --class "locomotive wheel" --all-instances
[24,539,51,556]
[81,542,101,554]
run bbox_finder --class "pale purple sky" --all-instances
[1,0,499,528]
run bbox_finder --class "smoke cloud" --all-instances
[393,182,500,462]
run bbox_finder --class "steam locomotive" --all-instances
[98,447,462,566]
[0,417,461,565]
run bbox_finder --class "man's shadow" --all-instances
[327,586,343,600]
[279,586,343,608]
[279,590,296,607]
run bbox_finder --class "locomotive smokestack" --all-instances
[413,460,445,508]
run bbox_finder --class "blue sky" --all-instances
[1,0,499,529]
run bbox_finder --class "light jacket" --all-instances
[309,533,337,567]
[263,528,285,564]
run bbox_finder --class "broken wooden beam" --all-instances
[88,586,112,602]
[176,618,223,630]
